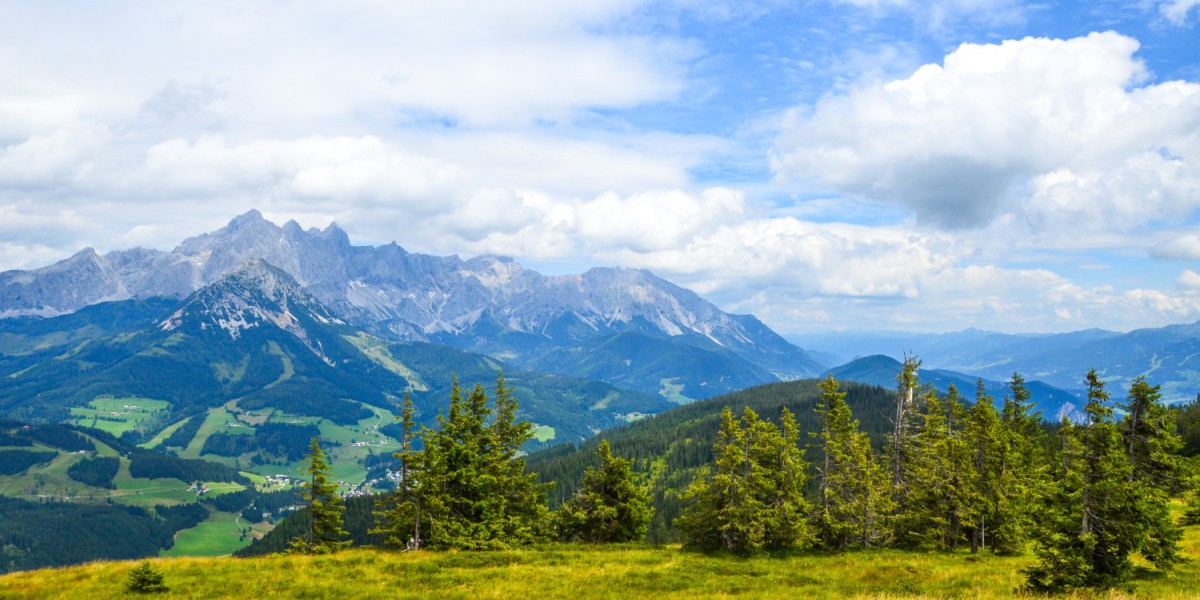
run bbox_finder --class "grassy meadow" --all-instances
[3,524,1199,600]
[69,397,169,437]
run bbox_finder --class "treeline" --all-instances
[0,497,196,574]
[161,414,205,449]
[0,450,57,475]
[128,450,248,484]
[200,422,321,461]
[66,456,120,488]
[659,363,1190,592]
[9,424,94,452]
[251,368,1198,594]
[527,379,894,541]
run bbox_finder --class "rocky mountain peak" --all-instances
[159,258,342,363]
[1,210,824,382]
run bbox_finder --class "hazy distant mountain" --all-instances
[0,261,668,444]
[822,354,1082,421]
[0,210,823,400]
[797,325,1200,403]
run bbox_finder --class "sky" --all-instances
[1,0,1199,335]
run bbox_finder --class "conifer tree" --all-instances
[887,354,923,543]
[557,439,653,543]
[676,406,811,552]
[1121,376,1184,566]
[125,560,168,594]
[813,376,891,549]
[1025,370,1163,591]
[417,373,551,549]
[1184,470,1200,526]
[901,385,968,549]
[486,373,552,544]
[962,379,1002,553]
[991,372,1045,554]
[289,437,349,554]
[372,392,423,550]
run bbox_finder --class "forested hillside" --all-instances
[0,421,297,573]
[526,378,895,542]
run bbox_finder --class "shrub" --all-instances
[125,560,168,594]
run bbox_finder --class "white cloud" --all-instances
[1152,234,1200,259]
[1179,268,1200,290]
[0,0,687,131]
[1162,0,1200,24]
[773,32,1200,234]
[2,3,1199,338]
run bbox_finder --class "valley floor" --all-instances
[2,537,1198,599]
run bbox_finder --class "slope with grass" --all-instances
[3,532,1199,600]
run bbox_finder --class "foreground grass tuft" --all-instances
[2,542,1198,599]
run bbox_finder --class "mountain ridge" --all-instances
[0,210,824,399]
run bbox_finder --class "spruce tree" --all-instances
[901,385,968,549]
[1025,370,1156,591]
[676,406,811,552]
[486,373,553,545]
[1121,376,1184,566]
[125,560,168,594]
[813,376,891,549]
[557,439,653,543]
[1185,469,1200,526]
[372,392,423,550]
[289,437,349,554]
[887,354,923,544]
[417,374,551,549]
[991,372,1045,554]
[962,379,1002,553]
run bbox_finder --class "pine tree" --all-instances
[125,560,168,594]
[486,372,554,544]
[901,385,968,549]
[962,379,1002,553]
[1184,469,1200,526]
[813,376,891,549]
[417,373,551,549]
[676,406,811,552]
[759,407,812,549]
[557,439,653,543]
[372,392,423,550]
[1025,370,1153,591]
[991,372,1045,554]
[289,437,349,554]
[1121,376,1184,567]
[887,354,923,544]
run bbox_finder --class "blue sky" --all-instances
[1,0,1198,334]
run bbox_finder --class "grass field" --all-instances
[531,425,556,443]
[69,397,169,437]
[162,510,266,558]
[2,540,1198,600]
[111,477,197,507]
[0,448,99,500]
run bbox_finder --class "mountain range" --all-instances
[795,326,1200,403]
[0,260,667,446]
[1,210,823,401]
[822,354,1081,421]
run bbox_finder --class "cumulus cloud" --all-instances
[2,3,1198,338]
[773,32,1200,232]
[1179,268,1200,290]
